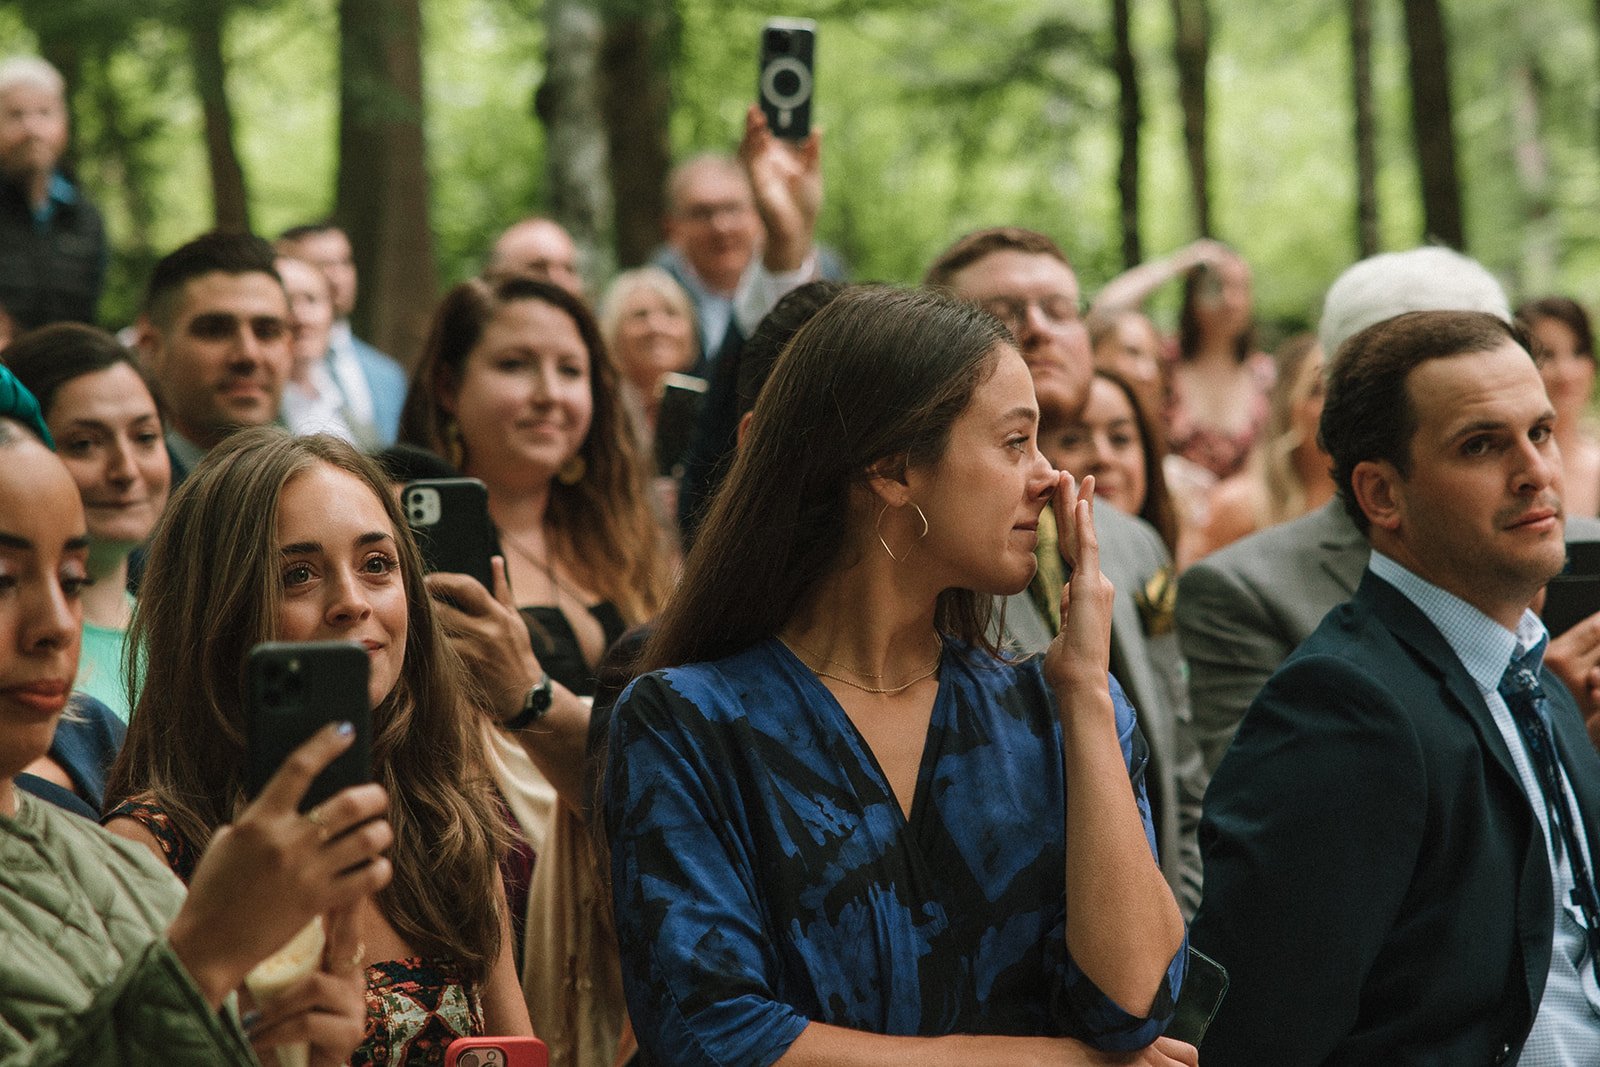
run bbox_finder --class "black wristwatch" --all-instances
[504,670,554,730]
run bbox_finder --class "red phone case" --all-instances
[443,1035,550,1067]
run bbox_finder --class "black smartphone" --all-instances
[245,641,372,813]
[654,372,709,476]
[402,477,498,591]
[1542,541,1600,637]
[758,17,816,140]
[1165,945,1229,1047]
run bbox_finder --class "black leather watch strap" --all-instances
[504,670,554,730]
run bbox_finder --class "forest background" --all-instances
[5,0,1598,364]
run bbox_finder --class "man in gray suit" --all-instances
[928,227,1205,915]
[1177,246,1600,777]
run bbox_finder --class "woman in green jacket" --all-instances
[0,372,393,1067]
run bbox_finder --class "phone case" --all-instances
[245,641,372,813]
[653,373,709,476]
[759,17,816,140]
[402,478,498,591]
[444,1036,550,1067]
[1165,945,1229,1047]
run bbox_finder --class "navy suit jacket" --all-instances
[1192,570,1600,1066]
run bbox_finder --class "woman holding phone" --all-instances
[401,276,666,724]
[0,390,388,1067]
[606,287,1194,1065]
[103,428,532,1064]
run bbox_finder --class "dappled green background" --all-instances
[7,0,1600,338]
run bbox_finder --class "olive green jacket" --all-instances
[0,792,257,1066]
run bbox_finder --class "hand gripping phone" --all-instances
[402,477,498,591]
[245,641,372,813]
[758,17,816,140]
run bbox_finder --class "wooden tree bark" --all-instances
[1348,0,1379,258]
[535,0,614,286]
[335,0,438,364]
[185,0,251,234]
[1169,0,1211,238]
[1111,0,1144,269]
[1400,0,1464,249]
[601,0,677,270]
[1510,53,1556,293]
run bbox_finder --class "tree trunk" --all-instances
[1348,0,1379,259]
[335,0,438,365]
[1510,55,1556,293]
[600,0,677,270]
[1169,0,1211,238]
[1400,0,1464,249]
[535,0,614,286]
[185,0,251,234]
[1111,0,1144,269]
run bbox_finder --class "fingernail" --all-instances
[335,721,354,737]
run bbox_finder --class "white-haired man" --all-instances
[0,55,105,331]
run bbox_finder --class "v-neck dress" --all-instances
[605,638,1185,1066]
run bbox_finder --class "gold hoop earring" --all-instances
[875,502,930,563]
[557,454,588,486]
[443,419,465,470]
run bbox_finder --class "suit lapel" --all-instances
[1360,574,1525,794]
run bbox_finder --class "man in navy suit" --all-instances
[1192,309,1600,1063]
[276,221,407,446]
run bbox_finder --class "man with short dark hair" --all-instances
[136,232,290,481]
[1193,309,1600,1064]
[276,221,406,446]
[930,226,1206,916]
[0,56,106,331]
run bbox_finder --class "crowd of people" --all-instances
[6,43,1600,1067]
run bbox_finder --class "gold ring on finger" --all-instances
[304,806,330,843]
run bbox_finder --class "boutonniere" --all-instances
[1135,564,1177,636]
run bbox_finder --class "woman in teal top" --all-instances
[4,323,170,720]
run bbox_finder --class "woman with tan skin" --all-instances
[5,323,170,721]
[1518,297,1600,518]
[0,403,388,1067]
[103,430,531,1064]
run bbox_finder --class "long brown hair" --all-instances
[640,285,1009,673]
[399,275,665,624]
[105,429,507,981]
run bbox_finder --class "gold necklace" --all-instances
[784,636,943,695]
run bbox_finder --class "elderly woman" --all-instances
[597,266,700,446]
[606,286,1193,1065]
[0,372,390,1066]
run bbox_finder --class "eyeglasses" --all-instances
[980,295,1085,337]
[186,312,289,343]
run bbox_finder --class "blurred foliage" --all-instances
[6,0,1600,337]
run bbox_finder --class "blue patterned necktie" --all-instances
[1499,652,1600,986]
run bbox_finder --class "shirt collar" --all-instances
[1368,550,1548,695]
